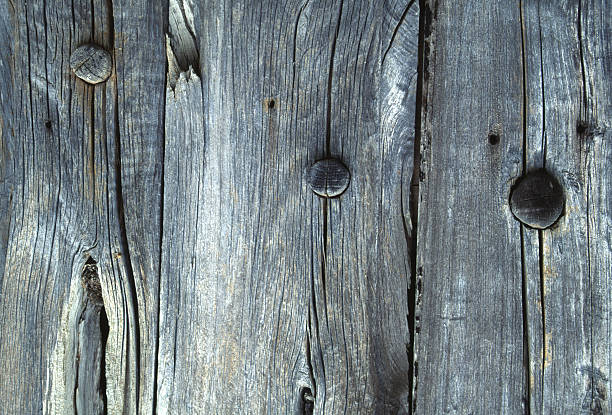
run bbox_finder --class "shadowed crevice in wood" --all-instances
[519,3,536,413]
[167,0,200,90]
[406,1,429,413]
[410,0,433,412]
[113,70,141,414]
[72,257,109,415]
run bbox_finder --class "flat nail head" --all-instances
[307,158,350,198]
[70,43,112,84]
[510,169,564,229]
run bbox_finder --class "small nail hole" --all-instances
[268,99,275,109]
[45,120,52,129]
[488,133,500,145]
[577,121,589,135]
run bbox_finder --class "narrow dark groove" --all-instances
[305,317,316,398]
[585,166,594,408]
[325,0,344,156]
[90,87,96,210]
[113,59,141,415]
[538,230,545,409]
[578,0,595,392]
[577,0,588,115]
[518,4,532,413]
[519,0,527,175]
[152,2,170,409]
[321,198,327,294]
[406,1,428,413]
[381,0,416,67]
[100,306,109,415]
[519,227,531,415]
[309,230,326,409]
[536,2,546,168]
[303,326,316,415]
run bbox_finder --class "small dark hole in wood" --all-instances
[488,133,500,145]
[301,387,314,414]
[268,99,275,109]
[45,120,52,129]
[577,121,589,135]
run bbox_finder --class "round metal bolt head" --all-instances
[510,169,564,229]
[70,43,112,84]
[307,158,350,198]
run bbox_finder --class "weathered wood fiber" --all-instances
[154,0,418,413]
[522,0,611,413]
[0,0,165,413]
[312,0,418,412]
[0,0,100,412]
[413,0,526,413]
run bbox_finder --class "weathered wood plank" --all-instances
[311,0,418,412]
[0,0,166,413]
[154,0,419,413]
[522,0,611,413]
[413,0,526,413]
[157,1,319,412]
[0,0,102,412]
[107,1,167,412]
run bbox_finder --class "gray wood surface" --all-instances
[413,0,526,413]
[522,0,612,413]
[1,0,610,413]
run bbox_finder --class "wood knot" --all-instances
[70,43,112,84]
[510,169,564,229]
[307,158,350,198]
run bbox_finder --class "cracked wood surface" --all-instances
[1,0,610,413]
[522,0,612,413]
[413,0,611,414]
[0,0,417,413]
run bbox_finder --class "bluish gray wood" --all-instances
[0,0,165,413]
[413,0,526,413]
[522,0,611,413]
[311,0,418,412]
[154,0,418,413]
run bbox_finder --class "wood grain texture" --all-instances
[522,0,612,413]
[413,0,526,413]
[155,0,419,413]
[0,0,165,413]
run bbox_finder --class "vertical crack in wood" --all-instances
[536,3,546,168]
[520,226,531,415]
[74,257,108,415]
[410,0,434,412]
[112,47,141,414]
[406,1,428,413]
[167,0,200,89]
[576,3,597,409]
[303,319,316,414]
[325,0,343,156]
[381,0,416,68]
[519,2,533,413]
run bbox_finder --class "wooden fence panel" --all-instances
[0,0,610,413]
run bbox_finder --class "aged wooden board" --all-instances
[413,0,526,413]
[0,0,418,413]
[1,0,610,413]
[0,0,165,413]
[157,0,418,413]
[522,0,612,413]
